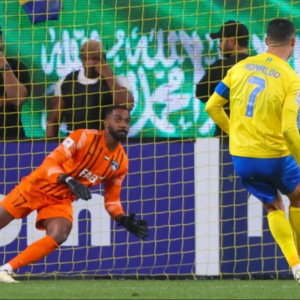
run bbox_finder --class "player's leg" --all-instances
[232,156,300,280]
[263,194,300,275]
[0,206,16,229]
[0,206,19,283]
[287,185,300,256]
[6,217,72,272]
[0,199,73,278]
[44,217,73,245]
[0,187,31,229]
[274,155,300,257]
[0,188,37,283]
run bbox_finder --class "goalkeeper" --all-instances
[0,105,148,283]
[206,18,300,282]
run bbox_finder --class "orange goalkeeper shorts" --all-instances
[0,184,73,230]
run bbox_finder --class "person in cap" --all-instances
[46,40,134,138]
[196,21,250,226]
[0,26,31,140]
[196,21,249,114]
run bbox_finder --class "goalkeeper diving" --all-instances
[0,105,148,283]
[206,18,300,282]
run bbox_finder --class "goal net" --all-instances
[0,0,298,279]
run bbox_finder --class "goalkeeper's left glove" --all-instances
[59,175,92,201]
[119,213,149,240]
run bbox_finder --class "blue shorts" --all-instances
[232,155,300,204]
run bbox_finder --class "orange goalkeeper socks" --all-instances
[267,210,300,268]
[8,235,59,270]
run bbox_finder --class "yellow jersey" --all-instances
[214,52,300,158]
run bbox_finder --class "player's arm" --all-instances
[196,61,221,103]
[104,169,148,240]
[46,96,65,138]
[205,79,230,135]
[282,84,300,166]
[96,56,134,110]
[0,56,29,105]
[40,129,91,200]
[46,79,65,138]
[196,70,210,103]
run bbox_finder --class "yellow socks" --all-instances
[289,206,300,255]
[267,210,300,268]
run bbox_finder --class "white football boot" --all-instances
[0,270,19,283]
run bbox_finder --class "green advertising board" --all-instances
[0,0,299,138]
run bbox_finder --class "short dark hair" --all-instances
[0,26,2,36]
[267,18,295,45]
[104,105,130,119]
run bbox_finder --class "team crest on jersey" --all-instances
[62,137,74,149]
[296,91,300,106]
[111,160,119,171]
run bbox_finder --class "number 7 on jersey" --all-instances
[246,76,266,117]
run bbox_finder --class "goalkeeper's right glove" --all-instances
[119,213,149,240]
[60,175,92,201]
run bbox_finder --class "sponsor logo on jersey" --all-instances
[79,168,105,183]
[62,137,74,149]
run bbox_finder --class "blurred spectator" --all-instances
[196,20,249,136]
[46,40,134,138]
[0,26,31,140]
[196,21,250,226]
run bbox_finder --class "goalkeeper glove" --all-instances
[119,213,149,240]
[60,176,92,201]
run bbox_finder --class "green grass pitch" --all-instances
[0,280,300,299]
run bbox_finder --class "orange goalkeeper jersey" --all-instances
[19,129,128,219]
